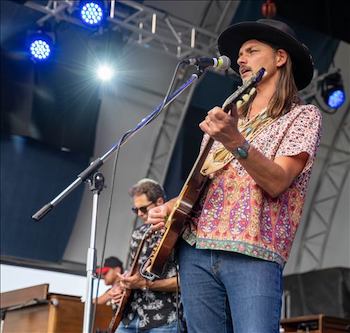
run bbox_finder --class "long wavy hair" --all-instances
[239,43,301,119]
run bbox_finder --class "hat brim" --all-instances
[218,22,314,90]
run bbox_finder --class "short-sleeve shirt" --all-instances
[122,224,180,330]
[182,104,322,266]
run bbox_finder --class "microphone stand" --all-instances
[32,67,205,333]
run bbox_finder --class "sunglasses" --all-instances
[131,202,154,215]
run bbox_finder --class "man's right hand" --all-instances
[107,285,123,304]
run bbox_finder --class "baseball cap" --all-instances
[95,256,123,275]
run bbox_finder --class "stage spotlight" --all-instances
[321,72,346,109]
[28,32,53,62]
[80,0,105,26]
[97,65,114,81]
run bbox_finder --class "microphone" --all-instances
[182,56,231,70]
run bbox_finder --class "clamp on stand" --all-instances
[83,172,105,333]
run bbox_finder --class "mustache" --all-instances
[239,66,252,75]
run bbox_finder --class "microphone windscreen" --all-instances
[217,56,231,70]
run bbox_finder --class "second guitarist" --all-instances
[114,179,184,333]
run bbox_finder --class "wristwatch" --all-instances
[232,140,250,159]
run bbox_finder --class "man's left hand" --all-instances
[199,106,244,150]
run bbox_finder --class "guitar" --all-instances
[107,227,152,333]
[142,68,266,278]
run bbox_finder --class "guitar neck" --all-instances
[107,228,151,333]
[128,228,150,274]
[181,76,260,188]
[179,137,214,196]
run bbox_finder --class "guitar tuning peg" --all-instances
[236,100,243,108]
[242,94,250,102]
[249,87,256,95]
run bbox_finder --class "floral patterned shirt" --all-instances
[183,104,322,266]
[122,224,180,330]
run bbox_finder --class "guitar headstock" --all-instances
[236,87,256,109]
[251,67,266,85]
[223,67,266,111]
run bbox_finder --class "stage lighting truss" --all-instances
[28,31,54,62]
[23,0,238,60]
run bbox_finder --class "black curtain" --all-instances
[0,135,88,261]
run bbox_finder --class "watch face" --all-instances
[237,146,249,159]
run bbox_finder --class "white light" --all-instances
[97,65,114,81]
[191,28,196,48]
[152,13,157,34]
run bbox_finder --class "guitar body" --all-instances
[145,139,214,277]
[146,175,209,277]
[143,68,266,279]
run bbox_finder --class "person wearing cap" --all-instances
[95,256,124,306]
[113,178,183,333]
[146,19,322,333]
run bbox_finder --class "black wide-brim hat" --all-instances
[218,19,314,90]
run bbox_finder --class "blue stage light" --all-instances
[326,89,346,109]
[80,1,105,26]
[321,72,346,110]
[28,33,53,62]
[30,40,51,60]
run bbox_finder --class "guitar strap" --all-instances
[201,108,277,176]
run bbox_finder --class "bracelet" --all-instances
[142,280,149,291]
[232,140,250,159]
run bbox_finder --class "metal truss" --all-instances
[23,0,239,185]
[295,80,350,272]
[24,1,239,237]
[24,0,238,59]
[139,0,239,184]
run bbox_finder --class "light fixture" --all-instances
[321,72,346,109]
[27,32,53,62]
[80,0,105,26]
[96,64,114,81]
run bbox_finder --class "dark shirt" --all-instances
[122,224,180,330]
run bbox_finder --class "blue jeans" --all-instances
[116,316,179,333]
[177,240,283,333]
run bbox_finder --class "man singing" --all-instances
[147,19,322,333]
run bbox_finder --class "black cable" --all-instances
[175,261,182,333]
[324,0,337,68]
[93,129,129,303]
[93,60,187,321]
[116,62,186,270]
